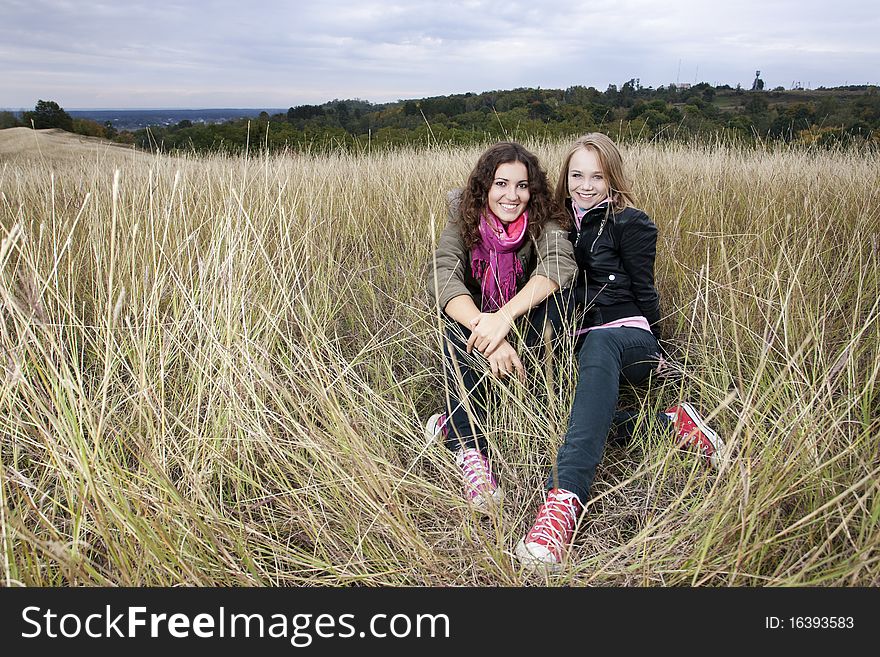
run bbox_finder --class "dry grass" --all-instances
[0,135,877,586]
[0,127,146,165]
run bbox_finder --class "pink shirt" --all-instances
[574,315,653,338]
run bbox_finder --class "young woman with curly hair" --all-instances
[425,141,577,511]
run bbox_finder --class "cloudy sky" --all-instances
[2,0,877,109]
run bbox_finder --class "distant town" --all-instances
[64,108,289,131]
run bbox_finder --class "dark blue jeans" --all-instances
[439,292,569,454]
[548,327,669,504]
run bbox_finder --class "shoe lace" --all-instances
[433,413,448,438]
[671,410,713,456]
[457,449,497,497]
[527,491,580,558]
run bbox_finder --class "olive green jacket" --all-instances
[428,189,577,312]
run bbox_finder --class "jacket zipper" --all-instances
[589,216,607,254]
[574,210,609,253]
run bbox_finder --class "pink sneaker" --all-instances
[515,488,583,572]
[665,402,725,468]
[455,447,502,511]
[424,412,448,444]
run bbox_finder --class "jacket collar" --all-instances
[570,198,614,231]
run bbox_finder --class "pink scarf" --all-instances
[470,209,528,312]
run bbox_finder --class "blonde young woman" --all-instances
[515,133,725,571]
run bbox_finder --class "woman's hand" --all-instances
[466,312,513,356]
[486,339,525,382]
[654,353,680,379]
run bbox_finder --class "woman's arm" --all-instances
[446,295,525,380]
[467,221,576,355]
[428,212,471,312]
[444,294,482,328]
[466,274,558,355]
[619,211,662,335]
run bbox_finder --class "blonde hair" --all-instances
[555,133,635,212]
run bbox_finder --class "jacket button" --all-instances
[608,274,616,281]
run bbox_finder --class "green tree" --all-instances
[72,118,106,137]
[744,93,768,115]
[0,111,21,129]
[22,99,74,131]
[770,102,816,140]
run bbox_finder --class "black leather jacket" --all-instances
[567,203,662,338]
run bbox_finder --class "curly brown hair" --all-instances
[459,142,569,249]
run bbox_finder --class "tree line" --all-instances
[4,81,878,153]
[1,100,136,144]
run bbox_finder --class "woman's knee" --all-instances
[579,330,622,363]
[442,317,471,353]
[620,359,654,386]
[577,336,625,383]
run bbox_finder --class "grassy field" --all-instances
[0,131,877,586]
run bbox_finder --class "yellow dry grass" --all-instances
[0,127,148,165]
[0,137,877,586]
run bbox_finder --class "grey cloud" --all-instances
[2,0,877,108]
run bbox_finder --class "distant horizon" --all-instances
[4,78,878,114]
[2,106,292,112]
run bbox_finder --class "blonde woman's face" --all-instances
[568,148,609,211]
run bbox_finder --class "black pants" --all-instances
[439,292,569,453]
[548,326,669,503]
[438,294,675,504]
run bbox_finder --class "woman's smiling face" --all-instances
[568,147,609,210]
[487,161,530,224]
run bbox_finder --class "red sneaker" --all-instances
[515,488,582,572]
[665,402,725,468]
